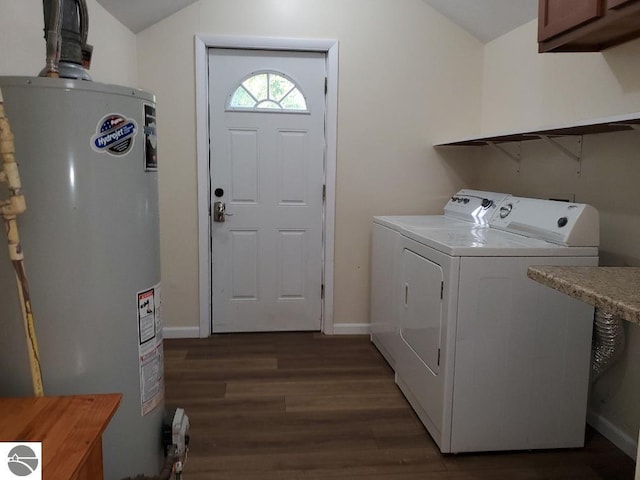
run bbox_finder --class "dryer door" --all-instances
[399,248,444,375]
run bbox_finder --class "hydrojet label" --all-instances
[91,113,138,156]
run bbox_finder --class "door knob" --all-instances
[213,201,226,222]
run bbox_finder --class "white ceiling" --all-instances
[421,0,538,43]
[96,0,538,42]
[96,0,199,34]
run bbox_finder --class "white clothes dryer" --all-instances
[371,190,510,367]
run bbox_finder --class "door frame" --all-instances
[194,34,339,337]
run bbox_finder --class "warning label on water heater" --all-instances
[91,113,138,156]
[137,283,164,416]
[143,104,158,171]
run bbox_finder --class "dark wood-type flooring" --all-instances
[164,332,635,479]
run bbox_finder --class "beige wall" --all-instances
[481,20,640,133]
[4,0,638,456]
[136,0,484,331]
[0,0,138,86]
[473,19,640,453]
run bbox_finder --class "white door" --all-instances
[208,48,326,332]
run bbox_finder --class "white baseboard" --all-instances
[164,325,371,337]
[163,326,201,339]
[331,323,370,335]
[587,408,638,459]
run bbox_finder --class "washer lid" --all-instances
[401,225,598,257]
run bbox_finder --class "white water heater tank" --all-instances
[0,76,164,480]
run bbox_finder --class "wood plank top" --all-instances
[0,394,121,479]
[527,266,640,324]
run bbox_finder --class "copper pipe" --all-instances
[0,101,44,397]
[40,0,63,78]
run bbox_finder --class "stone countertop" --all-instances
[527,266,640,325]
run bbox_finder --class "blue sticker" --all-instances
[91,113,138,156]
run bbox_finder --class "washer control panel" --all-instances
[490,197,599,246]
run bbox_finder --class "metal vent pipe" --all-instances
[40,0,91,80]
[591,309,626,382]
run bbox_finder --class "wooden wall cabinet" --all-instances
[608,0,637,7]
[538,0,603,42]
[538,0,640,52]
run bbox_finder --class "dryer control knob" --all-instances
[481,198,493,209]
[499,203,513,218]
[557,216,569,228]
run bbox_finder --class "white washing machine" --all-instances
[388,197,599,453]
[371,190,510,368]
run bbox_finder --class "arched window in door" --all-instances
[227,70,309,113]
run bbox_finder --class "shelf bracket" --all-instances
[488,141,521,173]
[538,135,583,175]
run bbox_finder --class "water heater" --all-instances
[0,76,163,480]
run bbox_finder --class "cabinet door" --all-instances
[538,0,604,41]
